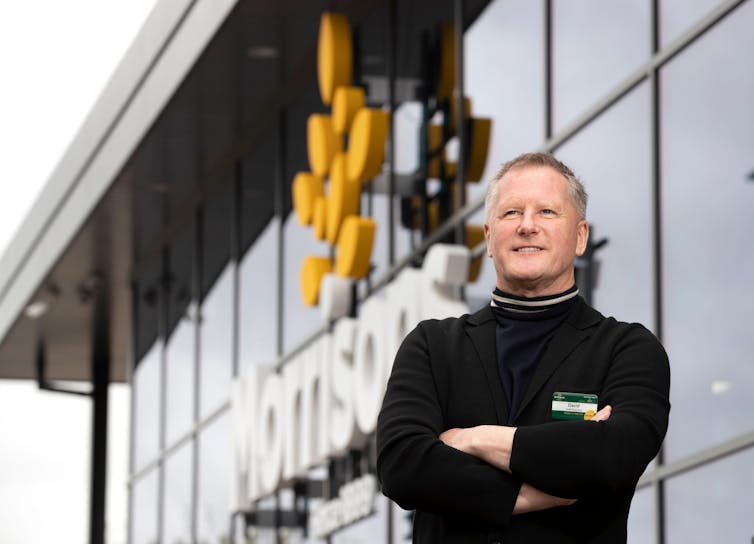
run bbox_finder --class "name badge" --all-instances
[552,392,598,420]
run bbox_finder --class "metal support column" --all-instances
[89,295,110,544]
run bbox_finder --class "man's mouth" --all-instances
[514,246,543,252]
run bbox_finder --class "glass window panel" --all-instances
[660,0,754,461]
[199,264,234,418]
[627,486,656,544]
[666,447,754,543]
[165,314,195,447]
[283,212,328,354]
[162,442,194,544]
[202,178,232,295]
[465,0,545,169]
[391,101,423,267]
[239,218,280,372]
[131,468,159,544]
[464,0,546,308]
[197,413,232,544]
[556,83,654,329]
[553,0,650,132]
[134,342,161,471]
[361,191,392,286]
[660,0,725,48]
[135,258,160,362]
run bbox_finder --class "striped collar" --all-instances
[490,285,579,314]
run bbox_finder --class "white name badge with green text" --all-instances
[552,392,598,421]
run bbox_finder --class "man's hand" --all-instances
[513,483,576,514]
[590,404,612,422]
[439,425,516,472]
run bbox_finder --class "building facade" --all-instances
[0,1,752,543]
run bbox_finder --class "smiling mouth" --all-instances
[515,247,543,252]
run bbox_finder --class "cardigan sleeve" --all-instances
[376,321,522,529]
[509,324,670,498]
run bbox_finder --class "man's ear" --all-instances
[575,220,589,257]
[484,223,492,257]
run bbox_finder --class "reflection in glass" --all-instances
[134,342,161,470]
[465,0,544,169]
[165,314,195,446]
[464,0,545,306]
[661,0,754,460]
[660,0,724,48]
[200,264,234,418]
[162,442,193,544]
[627,487,655,544]
[239,219,279,372]
[387,101,423,269]
[666,447,754,543]
[131,468,159,544]
[197,413,231,544]
[553,0,649,132]
[556,83,653,329]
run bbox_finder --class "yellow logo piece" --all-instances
[292,172,324,226]
[301,256,333,306]
[317,13,352,106]
[346,108,389,183]
[307,114,342,176]
[336,217,376,279]
[325,153,361,245]
[332,86,365,135]
[312,196,328,241]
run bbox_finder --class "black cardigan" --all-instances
[376,297,670,543]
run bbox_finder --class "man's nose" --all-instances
[517,211,538,234]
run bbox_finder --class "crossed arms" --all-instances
[376,318,670,529]
[438,405,611,514]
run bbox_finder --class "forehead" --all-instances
[496,165,570,203]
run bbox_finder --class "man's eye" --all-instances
[541,209,556,215]
[503,210,520,217]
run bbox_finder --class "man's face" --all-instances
[484,165,588,297]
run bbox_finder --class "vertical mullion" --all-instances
[191,211,202,544]
[385,1,396,536]
[275,18,287,360]
[387,0,396,268]
[650,2,665,544]
[157,246,168,542]
[274,24,287,540]
[544,0,553,139]
[127,283,138,544]
[276,118,286,359]
[453,0,466,246]
[232,163,242,379]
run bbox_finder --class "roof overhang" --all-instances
[0,0,239,382]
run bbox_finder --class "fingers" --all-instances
[589,404,612,422]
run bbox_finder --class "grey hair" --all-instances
[484,152,588,221]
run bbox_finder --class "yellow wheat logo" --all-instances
[292,13,491,308]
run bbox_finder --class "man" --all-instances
[376,152,670,543]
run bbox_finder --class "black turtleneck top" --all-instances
[490,285,579,423]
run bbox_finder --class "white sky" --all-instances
[0,1,156,542]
